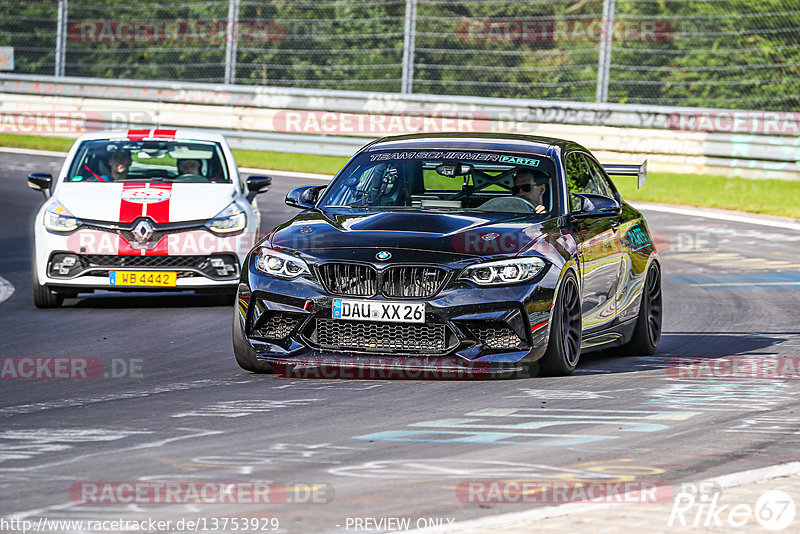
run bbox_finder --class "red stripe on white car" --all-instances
[119,183,147,223]
[117,183,173,256]
[126,129,150,141]
[126,129,177,140]
[143,183,172,224]
[151,129,176,139]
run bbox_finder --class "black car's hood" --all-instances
[269,208,548,261]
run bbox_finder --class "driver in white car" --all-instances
[178,159,201,176]
[512,170,548,214]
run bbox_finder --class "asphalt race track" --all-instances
[2,151,800,533]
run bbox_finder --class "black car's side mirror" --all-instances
[571,193,621,219]
[246,175,272,201]
[286,185,325,209]
[28,173,53,198]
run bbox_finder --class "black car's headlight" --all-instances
[44,201,81,232]
[255,247,311,279]
[206,202,246,234]
[459,257,545,286]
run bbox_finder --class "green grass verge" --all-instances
[3,133,798,218]
[615,172,800,219]
[0,133,76,152]
[233,149,347,175]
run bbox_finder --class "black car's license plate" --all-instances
[332,299,425,323]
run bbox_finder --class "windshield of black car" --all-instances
[64,139,231,183]
[320,150,557,214]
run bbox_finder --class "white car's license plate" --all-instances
[332,299,425,323]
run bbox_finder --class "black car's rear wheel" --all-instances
[621,262,662,355]
[539,272,582,376]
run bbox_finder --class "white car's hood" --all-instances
[55,182,238,223]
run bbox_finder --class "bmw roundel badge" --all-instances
[376,251,392,261]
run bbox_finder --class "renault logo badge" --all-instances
[132,219,154,242]
[376,251,392,261]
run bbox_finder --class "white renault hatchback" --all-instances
[28,129,271,307]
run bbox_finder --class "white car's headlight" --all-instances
[255,247,310,279]
[44,202,80,232]
[459,257,546,286]
[207,202,246,234]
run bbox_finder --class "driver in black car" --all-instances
[512,170,548,214]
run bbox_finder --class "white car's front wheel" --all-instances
[32,265,63,308]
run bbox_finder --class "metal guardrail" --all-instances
[1,74,798,179]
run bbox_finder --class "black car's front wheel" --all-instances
[621,262,662,355]
[232,304,273,374]
[539,272,582,376]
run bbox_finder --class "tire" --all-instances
[232,311,273,374]
[621,262,662,355]
[234,350,273,374]
[539,272,582,376]
[32,267,63,308]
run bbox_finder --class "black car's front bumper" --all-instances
[234,258,559,373]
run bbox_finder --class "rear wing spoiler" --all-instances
[602,160,647,189]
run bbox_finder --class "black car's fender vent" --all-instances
[316,263,448,298]
[463,321,527,350]
[251,311,306,340]
[314,319,448,354]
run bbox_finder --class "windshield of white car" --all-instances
[319,151,557,215]
[64,139,231,183]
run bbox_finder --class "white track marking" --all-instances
[634,202,800,232]
[238,166,332,181]
[0,275,14,304]
[0,146,68,158]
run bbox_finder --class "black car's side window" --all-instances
[582,155,616,199]
[565,152,593,211]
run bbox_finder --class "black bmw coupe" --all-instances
[233,133,661,377]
